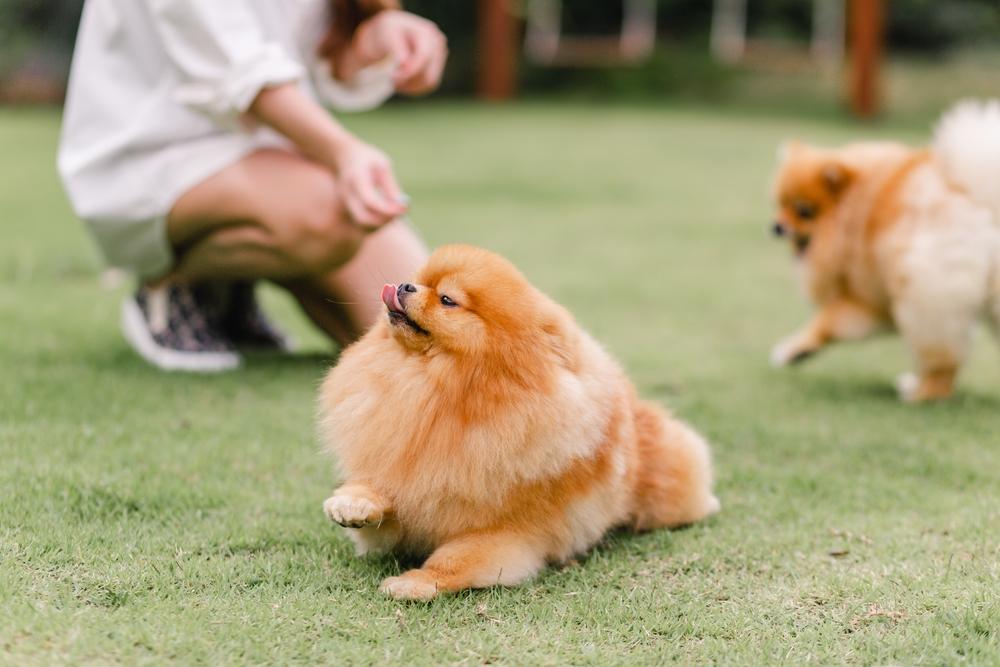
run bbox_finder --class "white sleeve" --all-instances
[146,0,304,124]
[297,1,396,113]
[309,57,396,113]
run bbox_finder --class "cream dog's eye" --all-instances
[440,294,458,307]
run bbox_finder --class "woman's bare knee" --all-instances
[167,150,369,280]
[268,168,366,275]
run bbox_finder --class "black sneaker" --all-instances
[120,284,242,372]
[217,282,293,352]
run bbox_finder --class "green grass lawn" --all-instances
[2,103,998,665]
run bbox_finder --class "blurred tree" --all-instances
[0,0,83,62]
[0,0,997,101]
[888,0,1000,52]
[0,0,83,101]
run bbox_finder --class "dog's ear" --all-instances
[777,140,802,164]
[821,161,853,195]
[541,309,579,372]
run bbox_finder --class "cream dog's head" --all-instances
[771,141,856,256]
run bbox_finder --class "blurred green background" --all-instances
[2,0,998,121]
[3,2,1000,663]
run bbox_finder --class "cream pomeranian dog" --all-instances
[318,245,719,600]
[770,100,1000,402]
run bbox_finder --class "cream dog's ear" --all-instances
[821,161,854,195]
[776,139,802,164]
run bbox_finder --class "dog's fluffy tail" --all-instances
[629,400,719,531]
[933,99,1000,217]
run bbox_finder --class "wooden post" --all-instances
[848,0,884,118]
[477,0,516,100]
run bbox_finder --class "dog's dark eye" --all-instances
[440,295,458,308]
[795,202,817,220]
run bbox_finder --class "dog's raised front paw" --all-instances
[323,494,383,528]
[380,574,439,601]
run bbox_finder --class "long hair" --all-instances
[320,0,401,60]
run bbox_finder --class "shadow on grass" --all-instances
[306,521,713,599]
[242,350,338,366]
[777,372,1000,410]
[92,346,340,379]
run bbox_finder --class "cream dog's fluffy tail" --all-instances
[933,99,1000,218]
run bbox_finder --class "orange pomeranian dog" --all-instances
[318,245,719,600]
[770,100,1000,402]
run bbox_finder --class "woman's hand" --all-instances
[339,10,447,96]
[332,137,408,228]
[250,84,407,229]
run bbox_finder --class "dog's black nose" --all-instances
[399,283,417,296]
[772,222,786,237]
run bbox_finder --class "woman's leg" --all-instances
[166,148,427,343]
[168,149,362,282]
[304,220,427,338]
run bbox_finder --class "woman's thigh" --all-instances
[165,149,386,283]
[322,220,428,331]
[165,147,427,336]
[172,149,294,244]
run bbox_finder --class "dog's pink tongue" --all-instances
[381,283,403,313]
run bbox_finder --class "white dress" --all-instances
[58,0,395,278]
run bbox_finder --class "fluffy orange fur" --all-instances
[769,101,1000,401]
[318,245,719,600]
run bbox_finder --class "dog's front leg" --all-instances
[771,299,883,367]
[323,482,392,528]
[324,482,400,555]
[379,531,545,601]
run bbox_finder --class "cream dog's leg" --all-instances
[889,213,998,401]
[893,302,975,403]
[771,299,883,367]
[890,243,987,401]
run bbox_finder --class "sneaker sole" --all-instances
[121,298,242,373]
[233,335,297,354]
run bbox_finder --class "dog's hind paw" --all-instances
[380,573,439,601]
[895,372,920,402]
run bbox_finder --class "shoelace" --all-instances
[146,285,223,343]
[147,287,169,335]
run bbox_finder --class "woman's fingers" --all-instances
[357,168,405,218]
[343,190,378,228]
[373,163,406,206]
[344,169,405,228]
[331,136,406,228]
[355,12,447,94]
[394,24,446,94]
[425,39,448,90]
[392,38,422,85]
[384,29,413,77]
[396,30,432,85]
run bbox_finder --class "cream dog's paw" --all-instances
[770,336,816,368]
[895,372,920,403]
[323,494,383,528]
[379,574,438,601]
